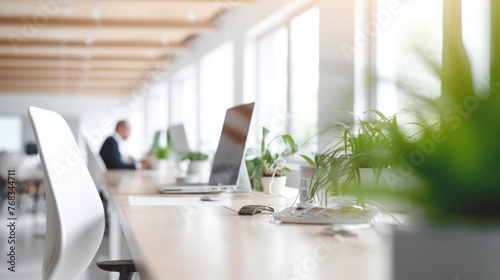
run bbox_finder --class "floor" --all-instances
[0,194,115,280]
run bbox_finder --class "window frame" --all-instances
[251,4,319,157]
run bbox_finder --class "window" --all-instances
[171,66,199,149]
[256,27,288,135]
[146,81,169,150]
[199,43,234,152]
[0,115,23,152]
[374,0,443,115]
[289,8,319,153]
[247,7,319,154]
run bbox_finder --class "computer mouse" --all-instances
[238,205,275,215]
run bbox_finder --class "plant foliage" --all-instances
[304,111,403,207]
[383,1,500,224]
[154,141,174,159]
[246,127,299,192]
[180,151,209,161]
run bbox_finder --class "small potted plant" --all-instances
[180,151,210,183]
[302,110,405,208]
[152,143,174,172]
[247,127,298,195]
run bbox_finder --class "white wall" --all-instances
[0,93,147,157]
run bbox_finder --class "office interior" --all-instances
[0,0,495,279]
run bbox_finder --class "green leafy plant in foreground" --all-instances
[378,1,500,224]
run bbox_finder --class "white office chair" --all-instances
[28,106,136,280]
[85,139,108,193]
[85,139,113,235]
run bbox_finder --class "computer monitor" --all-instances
[167,124,190,154]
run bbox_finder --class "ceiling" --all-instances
[0,0,249,95]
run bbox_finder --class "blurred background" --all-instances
[0,0,491,279]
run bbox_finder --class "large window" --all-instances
[171,66,199,149]
[289,8,319,153]
[0,115,23,152]
[199,43,234,152]
[248,7,319,154]
[256,27,288,135]
[146,81,169,150]
[374,0,443,115]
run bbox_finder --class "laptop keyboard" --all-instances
[273,206,378,224]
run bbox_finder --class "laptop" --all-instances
[155,102,255,193]
[167,124,190,154]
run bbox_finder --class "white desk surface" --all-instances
[104,170,392,280]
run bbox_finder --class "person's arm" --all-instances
[100,137,136,170]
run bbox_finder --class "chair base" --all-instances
[96,259,136,280]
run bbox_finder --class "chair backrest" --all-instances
[85,139,107,191]
[28,106,105,280]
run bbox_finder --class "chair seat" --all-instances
[96,259,136,272]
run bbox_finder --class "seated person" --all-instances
[100,120,149,170]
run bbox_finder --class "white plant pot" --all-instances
[393,225,500,279]
[304,167,417,210]
[261,176,287,195]
[357,168,415,212]
[153,158,176,175]
[186,160,210,183]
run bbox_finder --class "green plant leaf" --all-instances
[364,109,388,120]
[261,127,270,153]
[300,155,315,165]
[282,134,297,152]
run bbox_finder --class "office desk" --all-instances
[104,170,391,280]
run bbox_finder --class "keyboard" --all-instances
[273,206,378,224]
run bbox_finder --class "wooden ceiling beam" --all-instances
[0,59,167,70]
[0,69,149,79]
[0,39,188,53]
[0,17,216,32]
[0,39,181,48]
[0,65,160,71]
[0,41,187,55]
[0,87,132,95]
[0,76,144,81]
[68,0,250,3]
[0,80,140,88]
[0,53,171,61]
[0,47,175,59]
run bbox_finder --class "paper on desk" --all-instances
[128,195,232,206]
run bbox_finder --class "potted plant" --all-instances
[151,143,175,172]
[246,127,298,195]
[302,110,410,208]
[180,151,210,183]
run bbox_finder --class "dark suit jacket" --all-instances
[99,136,136,170]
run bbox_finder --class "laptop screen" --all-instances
[209,102,255,185]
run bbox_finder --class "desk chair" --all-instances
[28,106,136,280]
[85,140,107,190]
[85,140,111,231]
